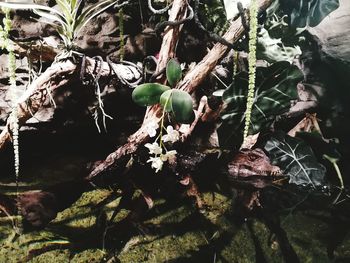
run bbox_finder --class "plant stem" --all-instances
[323,154,344,190]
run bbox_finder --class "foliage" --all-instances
[264,132,326,187]
[279,0,340,28]
[166,59,182,87]
[0,0,124,49]
[200,0,230,35]
[257,28,302,64]
[132,83,170,106]
[218,61,303,149]
[132,59,194,124]
[161,90,194,124]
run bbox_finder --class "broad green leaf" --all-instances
[264,133,326,187]
[218,61,303,149]
[166,59,182,87]
[170,90,194,124]
[132,83,170,106]
[257,28,301,63]
[159,90,173,112]
[280,0,340,28]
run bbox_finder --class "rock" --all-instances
[307,0,350,78]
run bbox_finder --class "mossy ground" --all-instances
[1,154,349,262]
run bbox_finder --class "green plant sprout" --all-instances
[132,58,194,124]
[0,0,128,57]
[132,58,194,172]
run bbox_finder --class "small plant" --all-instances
[0,0,128,55]
[132,59,194,172]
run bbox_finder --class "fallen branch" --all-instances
[86,0,189,180]
[86,0,273,180]
[155,0,189,75]
[0,56,142,149]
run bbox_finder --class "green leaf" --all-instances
[264,132,326,187]
[159,90,173,112]
[132,83,170,106]
[74,0,120,35]
[170,90,194,124]
[218,61,303,149]
[166,59,182,87]
[280,0,340,28]
[257,28,301,63]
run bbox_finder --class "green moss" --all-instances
[1,184,349,262]
[281,211,330,262]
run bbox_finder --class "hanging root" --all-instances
[148,0,172,14]
[154,3,194,33]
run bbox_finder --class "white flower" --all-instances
[145,120,159,138]
[160,150,177,162]
[162,126,180,143]
[147,157,164,173]
[145,142,162,155]
[179,124,190,134]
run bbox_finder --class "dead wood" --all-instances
[15,41,59,62]
[0,56,141,149]
[86,0,273,181]
[155,0,189,74]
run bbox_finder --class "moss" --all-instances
[1,185,349,262]
[281,211,330,262]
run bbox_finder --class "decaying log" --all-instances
[86,0,189,180]
[0,0,273,179]
[86,0,273,180]
[0,56,141,149]
[10,40,59,62]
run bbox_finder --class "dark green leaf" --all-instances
[218,62,302,149]
[264,132,326,187]
[170,90,193,124]
[166,59,182,87]
[159,90,173,112]
[280,0,339,28]
[132,83,170,106]
[257,28,301,63]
